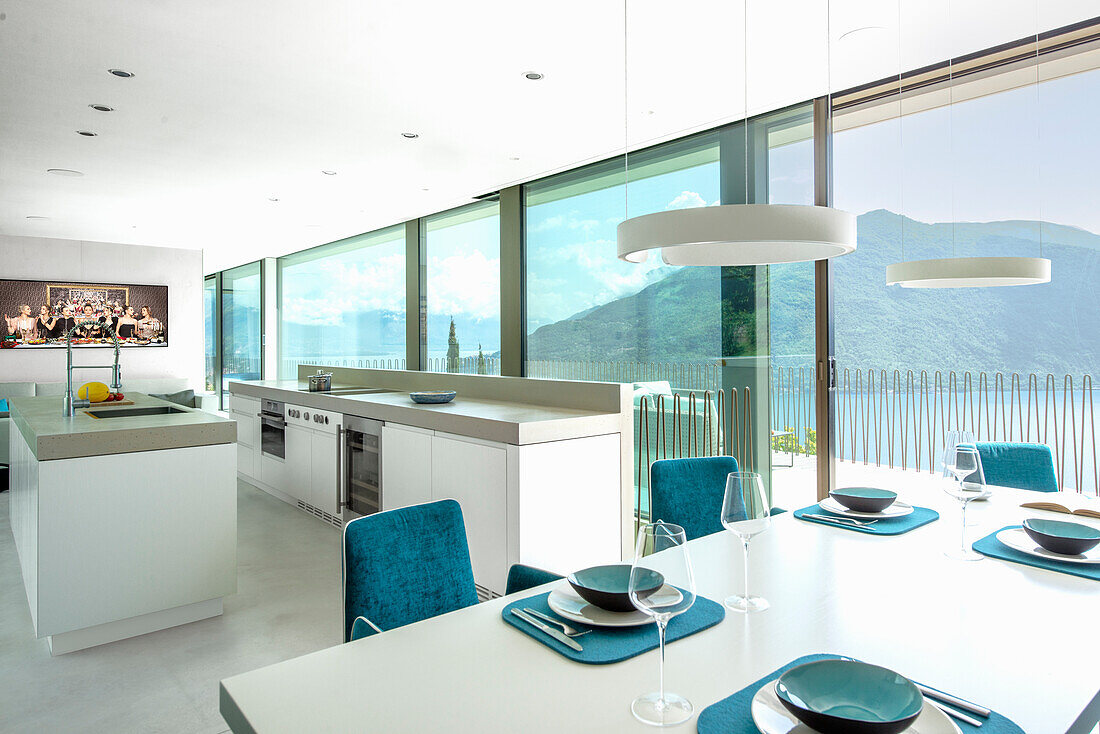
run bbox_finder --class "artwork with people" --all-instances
[0,279,168,348]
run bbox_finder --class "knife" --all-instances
[923,697,984,728]
[914,682,991,718]
[511,609,583,652]
[802,513,878,530]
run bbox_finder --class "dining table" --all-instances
[219,482,1100,733]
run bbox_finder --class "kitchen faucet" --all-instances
[62,318,122,417]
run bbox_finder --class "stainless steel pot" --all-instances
[308,369,333,392]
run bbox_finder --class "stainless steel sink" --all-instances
[86,406,188,419]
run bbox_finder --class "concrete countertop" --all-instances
[229,379,623,445]
[9,392,237,461]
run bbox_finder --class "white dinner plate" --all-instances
[996,528,1100,564]
[751,679,961,734]
[819,496,915,519]
[545,583,682,628]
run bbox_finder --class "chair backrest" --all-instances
[505,564,563,596]
[342,499,478,642]
[649,456,739,539]
[975,442,1059,492]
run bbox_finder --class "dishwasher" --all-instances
[341,415,383,522]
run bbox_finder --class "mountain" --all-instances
[527,209,1100,377]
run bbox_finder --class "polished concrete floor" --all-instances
[0,480,343,734]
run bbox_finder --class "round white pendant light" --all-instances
[617,204,857,266]
[885,256,1050,288]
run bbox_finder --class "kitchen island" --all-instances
[7,392,237,655]
[230,366,633,598]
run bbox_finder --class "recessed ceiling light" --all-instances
[508,156,520,161]
[421,188,430,191]
[524,71,544,80]
[268,197,279,202]
[47,168,83,177]
[401,132,419,139]
[108,69,135,78]
[76,130,98,137]
[25,215,50,220]
[321,170,337,175]
[89,104,114,112]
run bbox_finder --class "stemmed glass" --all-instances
[721,471,771,613]
[943,445,991,561]
[630,521,697,727]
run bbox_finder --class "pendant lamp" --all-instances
[615,1,856,266]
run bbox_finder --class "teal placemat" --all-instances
[793,504,939,535]
[696,653,1024,733]
[973,525,1100,581]
[501,590,724,664]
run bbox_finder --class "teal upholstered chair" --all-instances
[343,499,478,642]
[505,564,563,595]
[975,442,1059,492]
[649,456,785,540]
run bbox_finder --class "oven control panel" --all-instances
[285,404,341,434]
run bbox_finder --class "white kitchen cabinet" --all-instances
[283,425,312,504]
[380,424,433,511]
[311,430,339,517]
[430,433,508,596]
[231,396,260,479]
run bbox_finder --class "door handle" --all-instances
[336,425,345,512]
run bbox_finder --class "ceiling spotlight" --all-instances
[46,168,84,177]
[524,71,544,80]
[508,156,520,161]
[25,215,50,220]
[268,197,279,202]
[421,188,430,192]
[76,130,98,137]
[89,104,114,112]
[401,132,419,139]
[321,170,337,175]
[108,69,135,78]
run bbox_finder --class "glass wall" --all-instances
[278,225,406,378]
[832,61,1100,492]
[422,201,501,374]
[204,275,217,393]
[221,262,262,399]
[525,133,722,386]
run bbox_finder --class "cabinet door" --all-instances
[430,434,508,595]
[283,425,312,503]
[380,424,433,511]
[231,400,260,479]
[236,442,256,478]
[311,430,339,516]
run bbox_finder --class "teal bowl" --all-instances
[830,487,897,513]
[410,390,456,404]
[567,564,664,613]
[1023,518,1100,555]
[775,660,923,734]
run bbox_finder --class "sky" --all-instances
[272,64,1099,360]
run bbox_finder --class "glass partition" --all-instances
[221,262,262,400]
[422,201,501,374]
[278,226,406,378]
[204,275,217,393]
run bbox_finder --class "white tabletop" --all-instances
[220,484,1100,734]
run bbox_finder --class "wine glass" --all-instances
[630,521,697,727]
[943,445,991,561]
[721,471,771,613]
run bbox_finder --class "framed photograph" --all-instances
[0,278,168,349]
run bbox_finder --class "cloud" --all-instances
[282,253,406,325]
[425,249,501,320]
[666,190,708,210]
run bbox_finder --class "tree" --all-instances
[446,316,460,373]
[476,343,487,374]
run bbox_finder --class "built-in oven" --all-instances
[259,399,286,460]
[340,415,382,520]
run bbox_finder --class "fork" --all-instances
[523,608,592,637]
[803,513,879,527]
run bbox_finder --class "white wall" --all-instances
[0,235,203,389]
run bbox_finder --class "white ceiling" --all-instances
[1,0,1095,274]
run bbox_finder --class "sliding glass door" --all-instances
[221,262,262,403]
